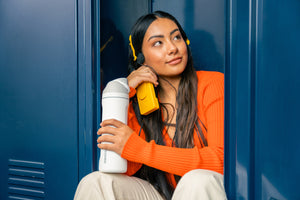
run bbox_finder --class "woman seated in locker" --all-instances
[75,11,226,200]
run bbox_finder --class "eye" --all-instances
[173,34,182,41]
[153,41,162,47]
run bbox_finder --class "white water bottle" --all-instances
[99,78,129,173]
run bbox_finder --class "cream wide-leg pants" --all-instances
[74,169,227,200]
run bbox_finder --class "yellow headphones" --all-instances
[129,35,190,61]
[129,35,137,61]
[186,38,190,45]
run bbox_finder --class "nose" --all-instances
[167,40,178,55]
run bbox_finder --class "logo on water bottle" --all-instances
[104,150,107,164]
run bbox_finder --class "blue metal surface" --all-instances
[93,0,102,172]
[0,0,95,198]
[77,0,97,180]
[225,0,300,199]
[225,0,254,198]
[8,159,46,198]
[254,1,300,199]
[152,0,225,72]
[100,0,150,87]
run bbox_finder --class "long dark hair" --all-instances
[128,11,207,199]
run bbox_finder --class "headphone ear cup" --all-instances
[137,53,145,64]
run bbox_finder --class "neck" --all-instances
[158,75,181,102]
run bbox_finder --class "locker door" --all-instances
[225,0,300,199]
[0,0,90,199]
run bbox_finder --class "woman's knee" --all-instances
[172,169,226,200]
[176,170,225,194]
[78,171,124,188]
[79,171,102,185]
[75,172,127,199]
[76,172,164,200]
[179,169,224,188]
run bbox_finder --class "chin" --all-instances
[160,69,185,78]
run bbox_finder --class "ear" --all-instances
[137,53,145,65]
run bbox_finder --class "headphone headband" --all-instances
[129,35,137,61]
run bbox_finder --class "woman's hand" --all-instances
[127,65,159,89]
[97,119,134,155]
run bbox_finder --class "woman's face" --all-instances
[141,18,188,78]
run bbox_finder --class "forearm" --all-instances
[122,133,223,176]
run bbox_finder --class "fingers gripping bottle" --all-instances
[99,78,129,173]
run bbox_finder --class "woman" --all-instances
[75,11,226,200]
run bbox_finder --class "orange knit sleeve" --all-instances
[129,87,136,98]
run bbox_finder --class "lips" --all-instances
[167,57,182,65]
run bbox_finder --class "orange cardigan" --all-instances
[121,71,224,188]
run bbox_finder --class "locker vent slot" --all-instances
[8,159,45,199]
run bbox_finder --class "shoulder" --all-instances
[195,71,224,104]
[196,70,224,84]
[196,70,224,91]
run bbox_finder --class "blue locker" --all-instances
[0,0,96,199]
[225,0,300,199]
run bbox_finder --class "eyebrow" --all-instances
[170,28,179,35]
[147,28,180,42]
